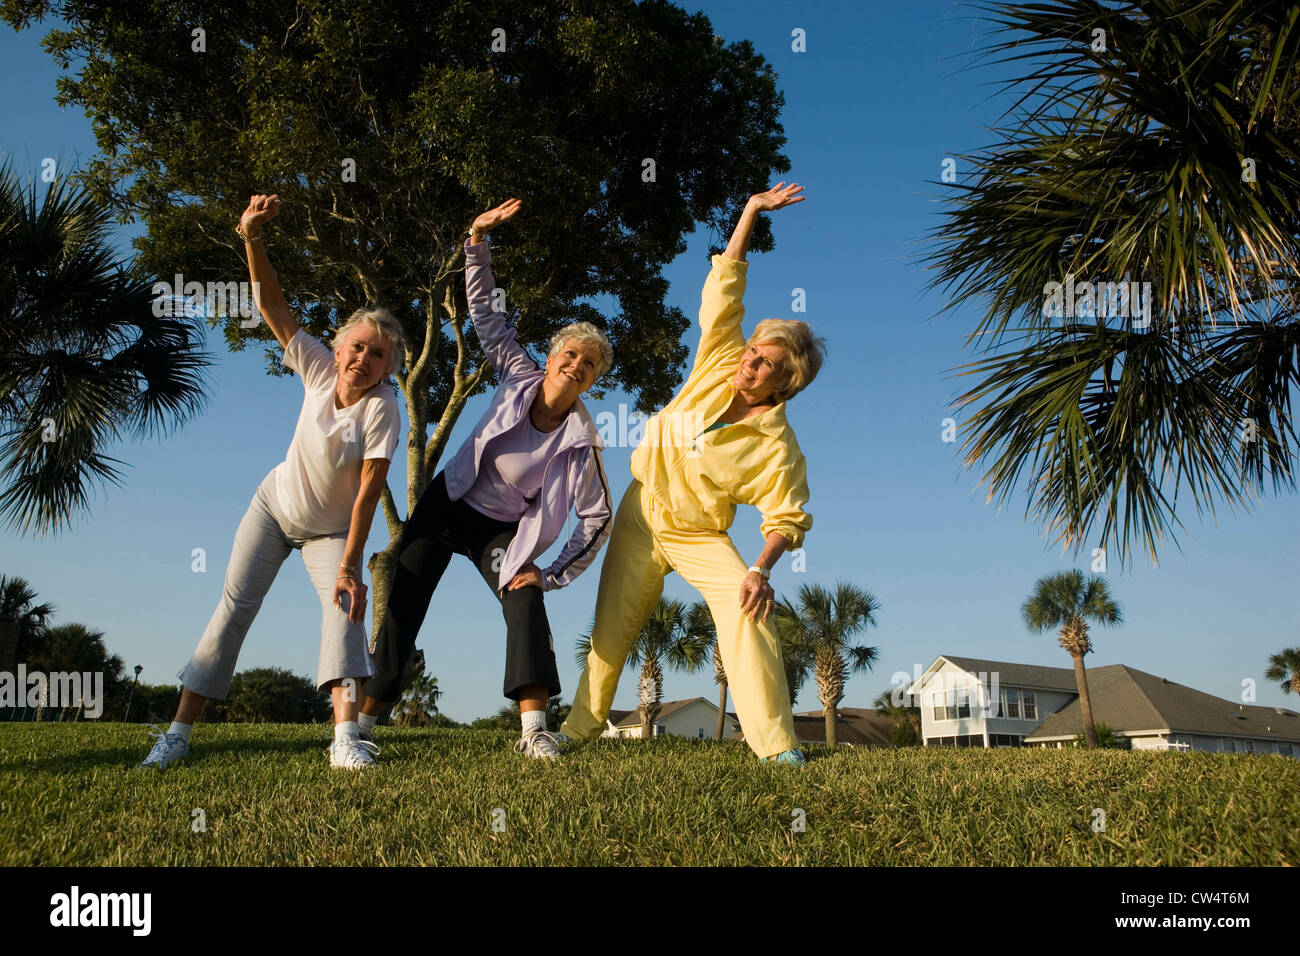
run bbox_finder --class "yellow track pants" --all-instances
[561,480,798,758]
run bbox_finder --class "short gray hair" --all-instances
[548,321,614,379]
[333,307,406,377]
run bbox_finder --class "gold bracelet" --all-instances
[235,224,261,244]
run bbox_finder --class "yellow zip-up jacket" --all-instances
[630,254,813,548]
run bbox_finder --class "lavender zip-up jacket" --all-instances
[443,239,613,593]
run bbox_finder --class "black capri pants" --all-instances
[364,471,560,703]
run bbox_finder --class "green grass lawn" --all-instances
[2,723,1297,866]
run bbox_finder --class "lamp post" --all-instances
[123,665,142,722]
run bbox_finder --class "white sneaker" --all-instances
[514,730,564,760]
[329,736,381,769]
[358,723,374,743]
[137,726,189,771]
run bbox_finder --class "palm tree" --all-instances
[774,582,880,747]
[0,574,54,671]
[0,161,211,535]
[24,622,126,721]
[684,602,731,740]
[1021,570,1123,750]
[873,687,921,747]
[1265,648,1300,696]
[575,598,712,739]
[391,669,442,727]
[772,599,813,708]
[924,2,1300,570]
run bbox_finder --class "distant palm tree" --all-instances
[684,602,731,740]
[392,670,442,727]
[25,622,125,721]
[774,582,881,747]
[1265,648,1300,696]
[0,574,55,670]
[772,599,813,708]
[873,687,921,747]
[924,2,1300,569]
[1021,570,1123,750]
[0,161,211,535]
[576,598,711,739]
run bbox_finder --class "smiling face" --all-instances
[334,324,393,395]
[545,337,602,400]
[732,341,790,405]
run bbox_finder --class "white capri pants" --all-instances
[178,471,375,697]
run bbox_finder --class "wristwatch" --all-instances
[748,565,770,580]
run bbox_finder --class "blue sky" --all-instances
[3,0,1297,724]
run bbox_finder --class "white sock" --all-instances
[521,709,547,736]
[335,721,360,741]
[357,712,378,735]
[167,721,192,742]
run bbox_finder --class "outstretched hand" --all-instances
[240,194,281,237]
[748,182,804,212]
[472,198,523,238]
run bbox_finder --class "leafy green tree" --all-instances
[5,0,793,654]
[924,1,1300,569]
[774,583,880,748]
[21,623,130,721]
[1073,722,1129,750]
[205,667,331,723]
[129,682,183,725]
[0,162,211,535]
[472,696,569,733]
[391,669,442,727]
[1021,569,1123,750]
[576,598,711,739]
[872,687,921,748]
[0,574,54,670]
[1265,648,1300,696]
[424,712,467,730]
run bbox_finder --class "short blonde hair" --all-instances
[333,307,406,377]
[549,321,614,379]
[748,319,826,402]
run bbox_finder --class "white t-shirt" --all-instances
[272,329,401,535]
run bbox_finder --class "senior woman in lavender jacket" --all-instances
[358,199,612,758]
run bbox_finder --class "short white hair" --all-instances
[548,321,613,379]
[333,307,405,376]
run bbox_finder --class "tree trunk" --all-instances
[823,705,837,748]
[715,680,728,740]
[638,659,662,739]
[367,539,417,726]
[367,541,398,655]
[1071,651,1099,750]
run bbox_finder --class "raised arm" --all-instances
[237,194,298,351]
[723,182,805,262]
[465,198,537,381]
[693,184,808,371]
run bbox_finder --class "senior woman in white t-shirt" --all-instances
[138,194,402,771]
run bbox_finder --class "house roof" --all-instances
[794,708,894,747]
[932,655,1081,693]
[1024,665,1300,743]
[611,697,739,728]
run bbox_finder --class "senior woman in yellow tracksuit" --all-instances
[561,182,823,764]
